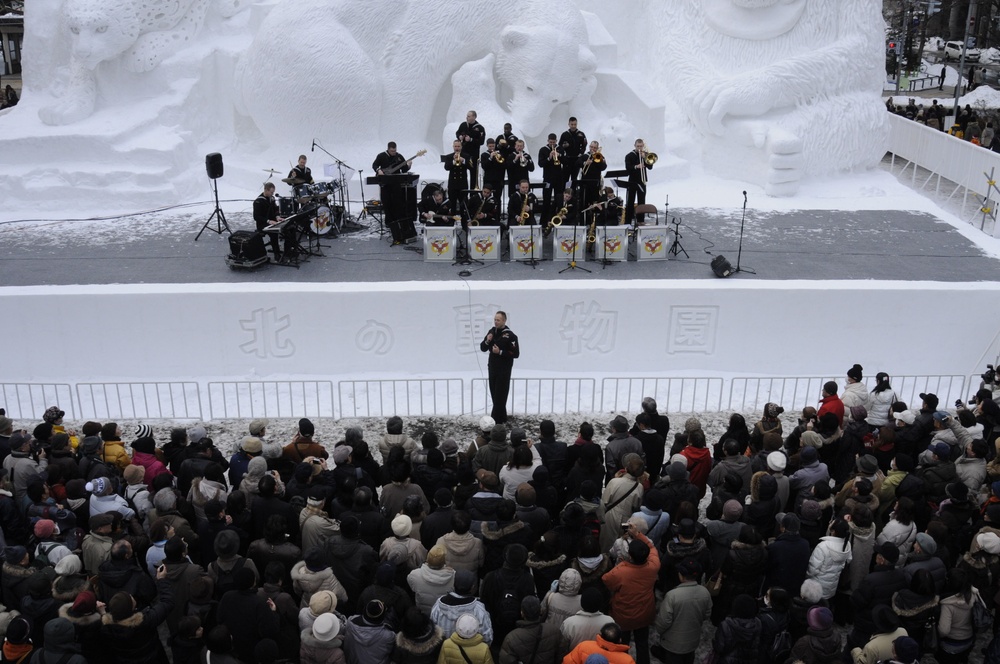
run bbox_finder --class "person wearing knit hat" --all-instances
[806,605,834,632]
[912,532,937,556]
[4,616,31,650]
[43,406,65,424]
[684,417,701,433]
[455,613,480,639]
[131,424,153,441]
[391,514,412,538]
[767,451,787,472]
[332,445,351,465]
[722,499,743,522]
[87,476,136,522]
[123,464,145,486]
[891,636,920,664]
[33,519,57,540]
[67,589,97,618]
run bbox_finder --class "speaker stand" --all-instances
[195,179,232,241]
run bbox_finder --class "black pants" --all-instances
[255,220,281,260]
[626,182,646,225]
[488,360,513,423]
[621,626,650,664]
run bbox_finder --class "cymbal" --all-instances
[263,168,279,174]
[282,177,307,185]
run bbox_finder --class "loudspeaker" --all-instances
[205,153,224,180]
[228,230,266,262]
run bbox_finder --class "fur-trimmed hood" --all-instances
[481,520,529,541]
[300,628,344,650]
[526,553,567,571]
[53,574,90,603]
[58,603,102,627]
[102,610,145,628]
[891,591,939,617]
[395,625,444,655]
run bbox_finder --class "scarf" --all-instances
[2,641,32,662]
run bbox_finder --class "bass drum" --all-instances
[310,206,334,235]
[277,195,297,216]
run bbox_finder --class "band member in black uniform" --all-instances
[577,140,606,211]
[506,140,534,199]
[538,134,566,221]
[468,184,499,225]
[288,155,313,184]
[420,188,456,227]
[456,110,486,190]
[495,123,519,162]
[372,142,413,231]
[545,188,577,237]
[480,311,519,424]
[624,138,653,225]
[480,138,507,207]
[253,183,288,262]
[559,117,588,184]
[508,179,537,226]
[444,140,472,214]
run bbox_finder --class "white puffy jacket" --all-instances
[807,535,852,599]
[842,382,872,419]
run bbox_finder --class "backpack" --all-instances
[210,557,247,600]
[769,629,792,662]
[494,573,524,628]
[34,541,64,568]
[973,588,994,632]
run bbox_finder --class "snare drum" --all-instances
[310,206,334,235]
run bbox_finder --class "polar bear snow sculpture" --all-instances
[655,0,888,196]
[37,0,245,126]
[234,0,595,153]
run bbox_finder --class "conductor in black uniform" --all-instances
[253,182,287,262]
[480,311,519,423]
[372,142,413,230]
[288,155,314,184]
[456,110,486,189]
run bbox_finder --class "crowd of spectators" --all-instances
[0,362,999,664]
[887,96,999,149]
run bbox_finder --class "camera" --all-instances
[983,364,996,385]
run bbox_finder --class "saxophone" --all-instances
[619,200,627,226]
[518,192,531,224]
[471,195,487,226]
[587,214,598,244]
[545,206,567,236]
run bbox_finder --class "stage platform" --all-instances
[1,205,998,285]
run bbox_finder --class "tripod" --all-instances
[559,220,591,274]
[668,216,689,258]
[195,178,231,240]
[454,200,483,269]
[734,190,756,275]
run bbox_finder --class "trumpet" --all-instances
[552,149,561,166]
[516,152,527,167]
[453,154,463,167]
[491,150,504,164]
[545,206,567,236]
[499,138,508,148]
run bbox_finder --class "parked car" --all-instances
[944,40,981,62]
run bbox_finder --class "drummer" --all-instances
[288,155,313,185]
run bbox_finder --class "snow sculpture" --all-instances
[654,0,888,196]
[235,0,595,152]
[38,0,222,125]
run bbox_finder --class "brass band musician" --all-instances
[444,139,472,213]
[624,138,653,225]
[456,110,486,189]
[506,140,534,199]
[480,138,507,201]
[508,179,537,226]
[495,123,519,162]
[468,184,499,226]
[538,133,566,221]
[577,140,607,211]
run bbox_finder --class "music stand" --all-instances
[668,216,689,259]
[195,176,231,240]
[559,188,590,273]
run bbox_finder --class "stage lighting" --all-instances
[711,255,733,278]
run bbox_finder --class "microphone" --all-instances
[311,140,316,152]
[742,190,748,204]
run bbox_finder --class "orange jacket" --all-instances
[562,635,635,664]
[602,532,661,630]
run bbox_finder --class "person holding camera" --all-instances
[2,431,47,504]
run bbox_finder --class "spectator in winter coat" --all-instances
[850,605,908,664]
[652,559,711,663]
[480,544,536,648]
[4,432,48,503]
[499,596,559,664]
[786,606,842,664]
[602,526,659,664]
[707,440,753,502]
[473,425,513,476]
[890,570,940,647]
[228,436,262,489]
[817,382,845,427]
[705,501,745,573]
[598,455,646,552]
[788,447,829,506]
[431,570,494,645]
[435,511,485,579]
[877,497,919,565]
[283,419,329,463]
[540,568,583,627]
[438,614,494,664]
[408,546,456,614]
[654,462,700,523]
[342,599,396,664]
[766,451,790,510]
[916,441,957,505]
[130,437,170,490]
[562,622,636,664]
[765,513,812,596]
[558,587,613,656]
[902,533,947,592]
[100,570,175,664]
[216,566,281,663]
[806,519,853,600]
[379,416,418,464]
[100,423,132,471]
[842,365,872,417]
[712,594,762,664]
[749,403,784,454]
[300,612,347,664]
[629,489,670,549]
[293,547,349,609]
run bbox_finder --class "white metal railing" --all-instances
[470,378,597,416]
[76,382,202,420]
[600,377,724,413]
[0,384,75,420]
[338,379,464,418]
[0,374,979,422]
[207,381,335,420]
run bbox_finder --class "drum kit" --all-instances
[277,175,346,237]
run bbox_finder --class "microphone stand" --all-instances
[734,190,756,275]
[313,140,362,226]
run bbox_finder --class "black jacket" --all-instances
[764,532,811,595]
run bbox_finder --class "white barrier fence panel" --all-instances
[600,377,724,413]
[207,381,335,420]
[0,384,75,420]
[470,378,597,416]
[338,379,464,418]
[727,375,968,413]
[76,382,202,420]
